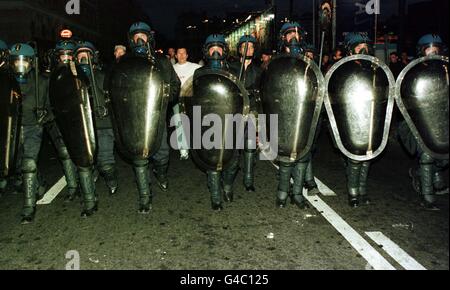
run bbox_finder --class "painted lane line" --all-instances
[365,232,427,270]
[303,191,396,270]
[315,178,337,196]
[271,163,395,269]
[37,176,66,205]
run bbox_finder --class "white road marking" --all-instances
[304,191,396,270]
[365,232,427,270]
[37,177,66,205]
[315,177,337,196]
[271,163,395,270]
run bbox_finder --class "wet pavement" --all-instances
[0,131,448,270]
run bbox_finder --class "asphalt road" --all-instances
[0,130,448,270]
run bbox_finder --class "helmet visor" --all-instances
[76,50,92,65]
[11,55,32,75]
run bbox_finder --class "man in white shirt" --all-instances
[172,48,202,159]
[173,48,201,86]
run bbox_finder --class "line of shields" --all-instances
[1,53,448,190]
[176,53,448,174]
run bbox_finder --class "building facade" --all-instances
[0,0,149,60]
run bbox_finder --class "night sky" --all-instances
[135,0,424,39]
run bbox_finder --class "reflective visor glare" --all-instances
[12,56,32,74]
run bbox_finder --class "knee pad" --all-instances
[419,153,434,166]
[56,145,71,161]
[22,158,37,174]
[133,159,149,168]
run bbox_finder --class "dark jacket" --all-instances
[19,71,50,126]
[90,69,113,130]
[229,60,263,94]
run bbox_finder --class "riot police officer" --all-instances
[275,22,310,209]
[229,35,263,193]
[398,34,449,210]
[52,40,82,202]
[195,34,241,210]
[0,41,23,196]
[108,22,180,214]
[342,32,373,208]
[74,41,118,197]
[9,43,78,224]
[301,42,323,196]
[0,39,11,196]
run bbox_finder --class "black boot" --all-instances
[138,191,152,214]
[64,186,80,203]
[359,161,371,205]
[409,167,421,194]
[36,173,48,202]
[21,172,38,225]
[153,164,169,192]
[100,165,119,196]
[79,168,98,218]
[419,154,439,211]
[347,160,361,208]
[291,161,310,209]
[223,156,240,203]
[243,150,256,192]
[433,168,449,196]
[276,191,289,208]
[208,171,223,211]
[305,159,320,196]
[134,162,152,214]
[62,159,79,202]
[223,186,234,203]
[12,173,23,195]
[277,163,292,208]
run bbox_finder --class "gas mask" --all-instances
[133,37,150,56]
[286,37,303,56]
[58,50,73,64]
[76,53,92,77]
[206,48,225,70]
[11,55,32,83]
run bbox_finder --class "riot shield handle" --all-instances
[32,45,48,125]
[30,42,46,123]
[319,31,326,69]
[239,38,250,82]
[146,42,156,64]
[87,54,108,119]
